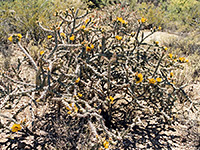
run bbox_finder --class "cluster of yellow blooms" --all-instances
[168,53,189,63]
[135,73,162,84]
[103,140,109,149]
[117,17,128,25]
[8,34,22,43]
[179,57,189,63]
[163,46,168,51]
[149,78,162,84]
[115,35,122,41]
[138,17,147,23]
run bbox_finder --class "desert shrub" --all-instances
[0,4,198,150]
[136,2,165,28]
[165,0,200,32]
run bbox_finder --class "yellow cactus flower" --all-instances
[117,17,123,22]
[109,96,114,104]
[11,124,22,132]
[78,92,83,97]
[163,46,168,51]
[170,72,174,78]
[8,36,13,42]
[131,32,136,37]
[141,17,147,23]
[85,19,89,24]
[67,111,72,114]
[185,59,189,63]
[158,26,162,30]
[70,34,75,41]
[47,35,52,39]
[115,35,122,40]
[124,21,128,25]
[40,51,44,56]
[156,78,162,82]
[135,73,143,84]
[86,46,91,52]
[169,53,173,59]
[179,57,186,63]
[17,34,22,39]
[75,77,80,83]
[103,140,109,149]
[81,25,86,30]
[121,20,125,24]
[154,41,159,45]
[149,78,156,84]
[17,34,22,40]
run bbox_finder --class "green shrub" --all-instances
[135,0,200,32]
[0,0,87,44]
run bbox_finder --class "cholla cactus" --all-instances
[0,4,197,150]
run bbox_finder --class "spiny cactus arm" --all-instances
[35,86,49,102]
[37,22,54,32]
[0,88,18,109]
[9,88,37,98]
[58,43,82,48]
[140,31,155,44]
[17,42,38,71]
[79,58,108,81]
[3,73,35,87]
[12,103,29,120]
[59,14,73,23]
[88,121,98,140]
[0,114,18,124]
[47,32,58,59]
[152,52,165,77]
[76,9,89,19]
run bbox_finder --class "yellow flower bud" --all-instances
[70,34,75,41]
